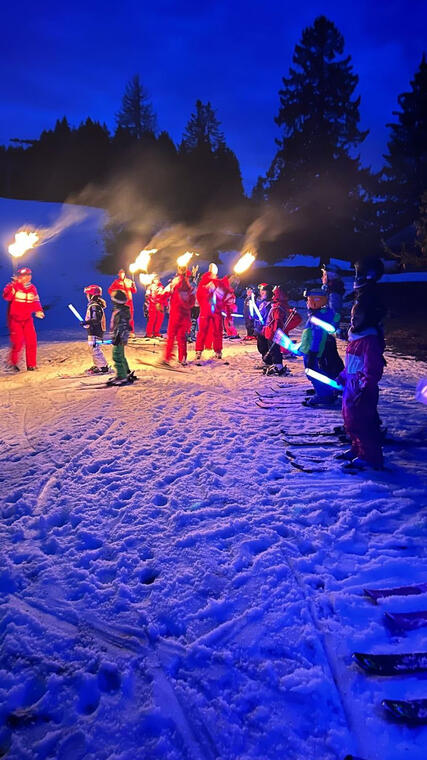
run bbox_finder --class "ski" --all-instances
[137,359,187,373]
[382,698,427,724]
[353,651,427,675]
[256,400,304,410]
[282,438,338,448]
[364,583,427,603]
[288,460,328,474]
[385,610,427,632]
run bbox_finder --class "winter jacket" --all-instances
[83,296,106,339]
[108,277,137,303]
[196,272,218,317]
[168,274,196,325]
[299,305,335,357]
[253,297,272,335]
[145,281,168,312]
[264,292,290,341]
[337,329,385,396]
[3,280,43,321]
[110,303,131,345]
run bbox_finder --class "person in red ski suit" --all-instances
[336,258,386,471]
[195,264,228,360]
[223,278,239,339]
[2,267,45,371]
[108,269,137,336]
[145,276,168,338]
[163,266,196,366]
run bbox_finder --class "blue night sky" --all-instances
[1,0,426,192]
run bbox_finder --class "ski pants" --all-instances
[87,335,107,369]
[342,384,383,468]
[224,314,238,337]
[165,315,190,362]
[9,316,37,367]
[245,318,254,337]
[112,343,129,379]
[196,313,223,354]
[146,306,164,337]
[127,300,135,333]
[303,354,334,400]
[256,333,272,364]
[267,340,283,366]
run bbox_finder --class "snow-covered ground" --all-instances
[1,198,427,760]
[0,336,426,760]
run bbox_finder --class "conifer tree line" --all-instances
[0,16,426,269]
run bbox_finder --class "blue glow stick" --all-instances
[305,368,343,391]
[221,311,244,318]
[249,297,254,318]
[310,315,336,334]
[68,303,85,322]
[273,329,302,356]
[211,291,216,314]
[252,299,264,325]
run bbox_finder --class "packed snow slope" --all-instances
[0,335,426,760]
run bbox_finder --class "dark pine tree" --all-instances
[266,15,379,262]
[116,74,157,139]
[382,54,427,235]
[179,100,244,223]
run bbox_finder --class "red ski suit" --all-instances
[145,281,168,337]
[108,277,137,331]
[3,280,43,367]
[164,274,195,362]
[195,273,230,354]
[337,331,385,468]
[222,281,238,337]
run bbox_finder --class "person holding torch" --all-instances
[2,267,45,371]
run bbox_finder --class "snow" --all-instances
[1,199,427,760]
[273,254,321,268]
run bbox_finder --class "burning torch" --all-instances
[8,230,39,274]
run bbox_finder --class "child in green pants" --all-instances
[108,290,135,385]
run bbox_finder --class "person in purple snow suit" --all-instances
[336,257,386,471]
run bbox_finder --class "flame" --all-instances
[129,263,138,274]
[139,273,155,287]
[177,251,195,268]
[134,248,157,273]
[8,230,39,258]
[233,251,255,275]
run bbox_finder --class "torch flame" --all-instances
[233,251,255,274]
[8,230,39,258]
[177,251,195,268]
[139,273,155,287]
[134,248,157,273]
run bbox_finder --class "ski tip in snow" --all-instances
[382,698,427,724]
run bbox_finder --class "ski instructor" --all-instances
[2,266,45,371]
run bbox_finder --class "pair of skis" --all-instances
[353,582,427,724]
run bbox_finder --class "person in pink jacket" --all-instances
[336,258,386,471]
[2,267,45,371]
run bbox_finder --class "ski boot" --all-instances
[195,351,202,365]
[27,366,37,371]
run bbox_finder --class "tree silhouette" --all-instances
[116,74,157,139]
[382,54,427,235]
[266,15,378,261]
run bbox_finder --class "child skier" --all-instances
[299,288,337,406]
[82,284,109,374]
[253,284,273,369]
[242,286,257,340]
[108,269,137,336]
[262,285,292,376]
[82,285,109,375]
[163,265,196,366]
[108,290,135,385]
[336,258,386,471]
[2,267,44,371]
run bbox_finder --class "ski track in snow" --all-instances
[0,339,426,760]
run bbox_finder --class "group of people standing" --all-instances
[2,256,387,470]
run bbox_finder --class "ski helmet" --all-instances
[304,287,328,309]
[353,257,384,290]
[17,267,32,276]
[84,284,102,297]
[111,289,127,304]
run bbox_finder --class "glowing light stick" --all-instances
[233,251,255,274]
[68,303,85,322]
[273,329,302,356]
[249,297,254,318]
[415,378,427,405]
[305,368,343,391]
[252,298,264,325]
[221,311,244,318]
[211,291,217,314]
[8,230,39,258]
[310,315,336,334]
